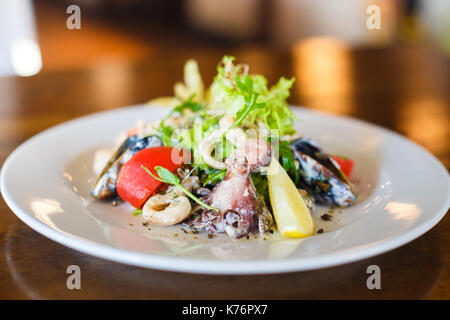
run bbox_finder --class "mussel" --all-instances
[91,135,162,200]
[290,138,355,207]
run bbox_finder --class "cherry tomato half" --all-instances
[116,146,185,208]
[332,155,354,178]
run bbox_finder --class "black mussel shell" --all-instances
[290,138,355,207]
[91,135,162,200]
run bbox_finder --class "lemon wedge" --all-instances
[268,157,314,238]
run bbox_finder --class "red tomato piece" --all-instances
[332,155,354,178]
[116,147,184,208]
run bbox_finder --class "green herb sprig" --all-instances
[167,94,205,118]
[141,165,219,212]
[229,75,266,130]
[203,169,226,186]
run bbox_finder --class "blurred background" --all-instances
[0,0,449,166]
[1,0,449,73]
[2,0,450,73]
[0,0,450,300]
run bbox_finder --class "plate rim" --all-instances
[1,105,449,274]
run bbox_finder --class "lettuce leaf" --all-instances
[209,56,296,136]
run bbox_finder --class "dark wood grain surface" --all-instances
[0,45,449,299]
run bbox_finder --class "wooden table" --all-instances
[0,45,449,299]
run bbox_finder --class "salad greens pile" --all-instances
[210,56,296,136]
[154,56,298,195]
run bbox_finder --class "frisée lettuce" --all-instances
[209,56,296,136]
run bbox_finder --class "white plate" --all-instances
[1,105,449,274]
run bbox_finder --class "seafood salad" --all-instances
[91,56,356,239]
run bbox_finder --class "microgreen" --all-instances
[229,75,266,130]
[168,95,205,117]
[203,169,226,186]
[141,165,219,212]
